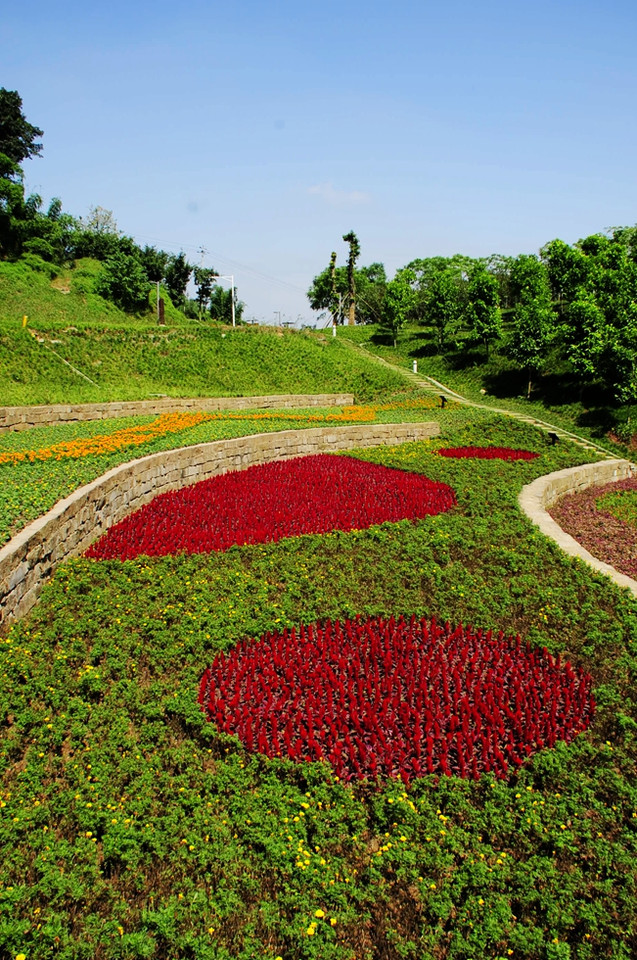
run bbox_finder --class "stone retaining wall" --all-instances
[0,421,439,632]
[0,394,355,432]
[519,459,637,596]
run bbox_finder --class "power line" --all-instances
[130,232,309,295]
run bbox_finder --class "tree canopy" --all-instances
[0,88,43,166]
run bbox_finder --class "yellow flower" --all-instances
[314,909,325,918]
[306,923,317,935]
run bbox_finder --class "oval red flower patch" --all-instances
[85,454,456,560]
[437,446,539,460]
[198,615,595,784]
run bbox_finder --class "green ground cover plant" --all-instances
[598,489,637,529]
[0,313,405,407]
[2,412,637,959]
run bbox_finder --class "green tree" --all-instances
[164,253,192,307]
[465,264,501,357]
[307,260,386,325]
[558,234,637,399]
[139,245,169,283]
[540,239,590,310]
[485,254,516,310]
[406,254,474,322]
[425,270,462,349]
[0,89,43,165]
[381,269,416,347]
[96,250,149,313]
[72,206,122,261]
[0,91,45,260]
[193,266,217,318]
[209,285,244,324]
[342,230,361,325]
[506,255,555,398]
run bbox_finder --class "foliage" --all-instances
[0,88,43,165]
[559,237,637,400]
[164,252,192,307]
[380,269,416,346]
[209,283,244,324]
[466,263,502,356]
[71,207,123,262]
[307,262,386,326]
[505,256,555,397]
[405,254,475,324]
[2,414,637,959]
[96,250,150,313]
[193,266,217,317]
[424,269,463,349]
[139,245,169,284]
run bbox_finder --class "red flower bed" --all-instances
[198,615,595,784]
[85,455,456,560]
[437,446,539,460]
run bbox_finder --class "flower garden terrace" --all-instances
[1,406,637,960]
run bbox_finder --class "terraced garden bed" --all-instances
[1,411,636,960]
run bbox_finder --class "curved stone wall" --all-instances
[0,393,355,432]
[518,459,637,596]
[0,421,439,632]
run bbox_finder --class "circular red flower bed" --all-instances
[198,615,595,784]
[85,454,456,560]
[437,446,539,460]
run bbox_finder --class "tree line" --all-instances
[308,231,637,400]
[0,89,243,323]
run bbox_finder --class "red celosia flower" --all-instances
[437,447,539,460]
[86,454,456,560]
[198,614,595,784]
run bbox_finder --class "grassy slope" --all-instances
[2,413,637,960]
[0,261,405,405]
[331,325,634,456]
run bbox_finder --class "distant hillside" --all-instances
[0,260,407,405]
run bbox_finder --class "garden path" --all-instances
[347,341,618,459]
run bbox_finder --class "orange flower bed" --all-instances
[0,412,211,466]
[0,398,443,467]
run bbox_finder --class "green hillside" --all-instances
[331,324,636,452]
[0,260,406,405]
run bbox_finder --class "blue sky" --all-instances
[4,0,637,324]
